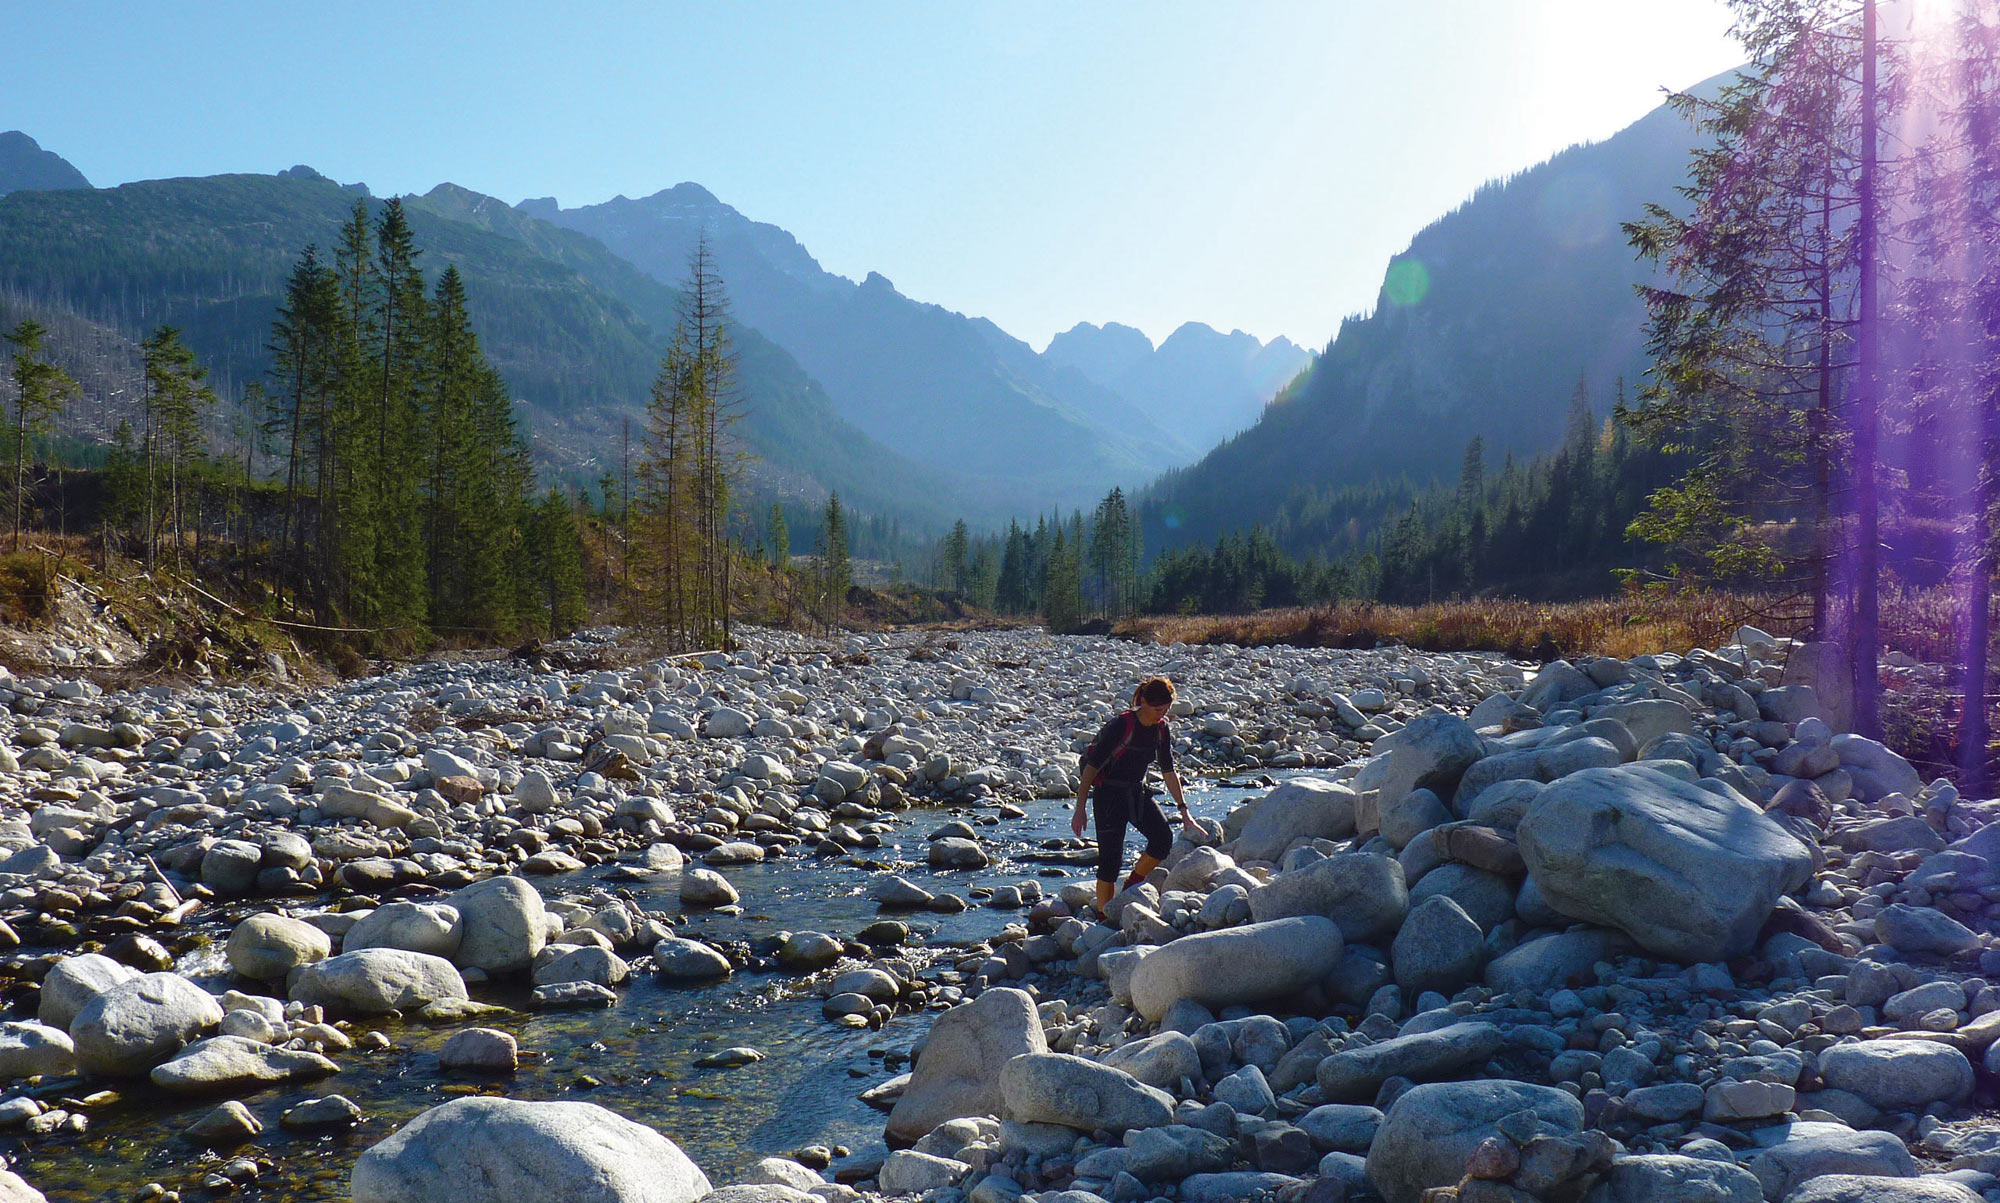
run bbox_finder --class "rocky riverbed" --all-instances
[3,624,1998,1203]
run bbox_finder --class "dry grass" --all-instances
[1115,592,1809,661]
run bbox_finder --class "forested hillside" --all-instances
[1137,71,1729,557]
[0,168,962,528]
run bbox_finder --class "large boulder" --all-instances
[1128,916,1343,1022]
[1391,896,1485,996]
[1743,1123,1915,1200]
[1484,929,1634,994]
[1407,862,1516,932]
[0,1021,75,1080]
[1366,1079,1583,1203]
[344,902,463,959]
[998,1052,1175,1132]
[226,914,332,980]
[1816,1040,1974,1111]
[351,1096,712,1203]
[448,876,547,974]
[1101,1031,1202,1090]
[1317,1022,1505,1102]
[1781,1177,1982,1203]
[1232,778,1359,862]
[1782,641,1853,732]
[1518,766,1814,962]
[70,973,224,1077]
[290,949,467,1014]
[149,1035,339,1094]
[1590,700,1696,749]
[1520,661,1597,712]
[886,987,1048,1144]
[38,953,140,1030]
[1350,715,1485,813]
[653,938,732,982]
[1455,737,1624,806]
[1247,852,1407,942]
[1833,734,1923,803]
[1579,1154,1761,1203]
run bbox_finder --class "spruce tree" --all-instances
[1624,0,1875,639]
[5,319,78,551]
[768,502,789,568]
[365,197,430,629]
[139,326,217,571]
[822,492,850,622]
[529,486,587,636]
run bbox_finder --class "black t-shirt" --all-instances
[1084,710,1175,784]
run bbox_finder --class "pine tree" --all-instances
[632,238,740,649]
[266,244,344,613]
[1624,0,1883,652]
[5,319,79,551]
[768,502,789,568]
[941,519,970,593]
[996,520,1031,613]
[823,492,851,623]
[139,326,217,571]
[364,197,430,629]
[1562,375,1595,459]
[528,486,587,636]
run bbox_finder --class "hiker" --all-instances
[1072,676,1193,910]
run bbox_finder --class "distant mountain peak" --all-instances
[278,164,331,184]
[1043,318,1310,453]
[0,131,91,196]
[638,182,724,212]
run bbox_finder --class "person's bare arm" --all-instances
[1072,763,1100,837]
[1164,770,1191,820]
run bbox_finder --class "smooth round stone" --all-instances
[654,938,732,981]
[438,1028,518,1072]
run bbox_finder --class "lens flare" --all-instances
[1383,259,1430,307]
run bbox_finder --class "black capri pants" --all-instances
[1094,781,1173,883]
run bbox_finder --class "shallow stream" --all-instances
[12,775,1295,1202]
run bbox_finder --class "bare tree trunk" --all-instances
[1851,0,1883,737]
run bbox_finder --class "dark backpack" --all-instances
[1108,709,1166,766]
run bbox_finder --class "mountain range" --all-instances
[1044,321,1310,453]
[0,139,1306,531]
[0,160,963,525]
[521,187,1303,511]
[0,74,1719,554]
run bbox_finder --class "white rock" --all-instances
[351,1096,711,1203]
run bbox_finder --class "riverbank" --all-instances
[0,625,1512,1200]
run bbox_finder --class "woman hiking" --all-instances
[1071,676,1193,912]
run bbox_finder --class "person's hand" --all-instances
[1071,804,1087,838]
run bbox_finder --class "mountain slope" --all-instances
[0,167,961,526]
[0,131,91,195]
[523,186,1194,509]
[1045,320,1311,451]
[1140,74,1723,554]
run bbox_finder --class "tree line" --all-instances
[2,197,588,644]
[1618,0,1999,778]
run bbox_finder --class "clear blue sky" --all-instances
[4,1,1743,350]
